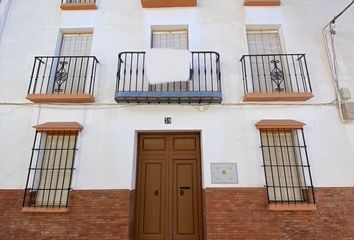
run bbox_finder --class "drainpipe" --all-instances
[322,0,354,123]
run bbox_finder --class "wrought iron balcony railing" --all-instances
[115,51,222,104]
[240,54,313,101]
[27,56,99,103]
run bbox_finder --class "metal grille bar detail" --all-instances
[115,51,222,104]
[27,56,99,96]
[259,129,315,205]
[23,131,78,208]
[240,54,312,95]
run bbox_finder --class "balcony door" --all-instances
[150,29,189,92]
[135,132,203,240]
[246,30,289,93]
[50,33,93,94]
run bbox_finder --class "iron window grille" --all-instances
[259,127,315,205]
[23,129,79,209]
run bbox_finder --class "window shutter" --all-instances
[152,30,188,50]
[246,30,282,54]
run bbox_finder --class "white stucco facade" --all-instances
[0,0,353,190]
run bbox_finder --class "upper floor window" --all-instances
[115,26,222,104]
[151,30,188,50]
[240,29,313,101]
[60,33,93,56]
[246,30,282,55]
[26,32,99,103]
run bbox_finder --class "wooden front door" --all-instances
[136,132,203,240]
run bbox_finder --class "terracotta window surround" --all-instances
[21,207,70,213]
[141,0,197,8]
[33,122,83,132]
[244,0,281,6]
[255,119,305,129]
[268,204,317,211]
[60,2,97,10]
[26,94,95,104]
[244,92,314,102]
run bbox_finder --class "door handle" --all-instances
[179,186,191,196]
[155,190,159,196]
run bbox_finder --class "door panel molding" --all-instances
[135,132,203,240]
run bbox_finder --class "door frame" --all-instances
[133,131,205,240]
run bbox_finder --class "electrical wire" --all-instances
[321,6,352,123]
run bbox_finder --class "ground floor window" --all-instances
[22,122,82,209]
[256,120,315,206]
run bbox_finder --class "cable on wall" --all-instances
[322,0,354,123]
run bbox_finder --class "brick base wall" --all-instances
[204,187,354,240]
[0,189,133,240]
[1,188,354,239]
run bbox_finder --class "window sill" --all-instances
[21,207,70,213]
[26,94,95,103]
[243,92,314,101]
[60,2,97,10]
[141,0,197,8]
[244,0,281,6]
[267,204,317,211]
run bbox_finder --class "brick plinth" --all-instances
[2,188,354,239]
[0,190,132,240]
[204,187,354,240]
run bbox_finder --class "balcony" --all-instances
[115,51,222,104]
[240,54,313,101]
[141,0,197,8]
[26,56,99,103]
[60,0,97,10]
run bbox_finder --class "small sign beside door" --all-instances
[211,163,238,184]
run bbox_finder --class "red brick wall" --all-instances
[204,187,354,240]
[0,189,133,240]
[2,188,354,239]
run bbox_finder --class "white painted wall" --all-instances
[0,0,353,189]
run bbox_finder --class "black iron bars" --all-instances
[259,128,315,205]
[240,54,312,95]
[23,131,78,208]
[27,56,99,96]
[115,51,222,104]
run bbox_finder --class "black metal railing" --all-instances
[240,54,312,95]
[259,129,315,205]
[61,0,96,3]
[115,51,222,103]
[23,131,78,208]
[27,56,99,96]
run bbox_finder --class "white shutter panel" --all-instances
[152,30,188,50]
[60,33,93,56]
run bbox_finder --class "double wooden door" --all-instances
[136,133,203,240]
